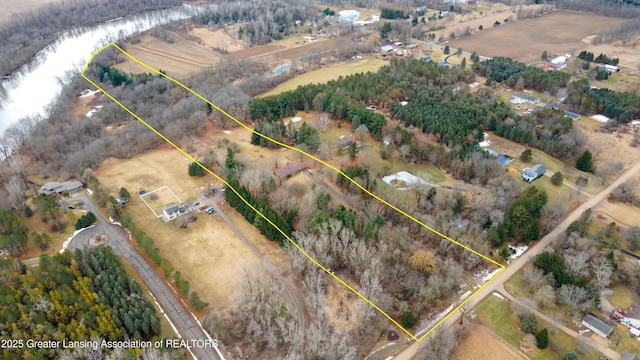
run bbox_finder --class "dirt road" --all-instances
[393,159,640,360]
[204,191,309,355]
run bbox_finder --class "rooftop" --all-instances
[583,314,614,336]
[274,162,307,178]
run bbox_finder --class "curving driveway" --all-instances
[67,192,222,360]
[198,190,309,354]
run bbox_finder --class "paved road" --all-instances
[393,160,640,360]
[68,192,222,360]
[201,190,309,354]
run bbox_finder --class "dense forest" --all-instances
[250,58,578,165]
[0,247,162,359]
[475,57,570,94]
[0,0,180,78]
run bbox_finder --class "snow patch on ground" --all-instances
[382,171,437,190]
[477,267,501,283]
[79,89,100,98]
[223,130,232,134]
[492,292,506,300]
[509,245,528,260]
[87,188,94,195]
[60,225,96,253]
[85,105,103,118]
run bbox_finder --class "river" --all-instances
[0,3,208,138]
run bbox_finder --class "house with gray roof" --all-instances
[41,181,83,195]
[582,314,614,338]
[522,164,546,182]
[162,202,196,222]
[621,353,640,360]
[510,92,540,104]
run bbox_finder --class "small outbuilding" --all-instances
[621,353,640,360]
[582,314,614,338]
[522,164,546,182]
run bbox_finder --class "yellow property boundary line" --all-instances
[81,42,505,342]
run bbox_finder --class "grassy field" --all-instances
[21,206,80,259]
[610,325,640,356]
[94,147,265,312]
[474,296,601,360]
[452,324,529,360]
[608,283,640,310]
[260,58,387,97]
[449,11,625,63]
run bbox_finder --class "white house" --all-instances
[162,202,196,222]
[522,164,546,182]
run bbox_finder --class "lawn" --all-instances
[608,283,640,310]
[94,148,268,313]
[474,296,602,360]
[260,57,387,97]
[21,206,81,259]
[610,325,640,356]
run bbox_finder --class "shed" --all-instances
[522,164,546,182]
[582,314,614,338]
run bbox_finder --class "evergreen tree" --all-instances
[540,51,548,61]
[576,150,595,173]
[520,148,533,162]
[119,187,131,200]
[443,45,450,55]
[188,162,205,177]
[520,313,538,334]
[402,310,416,328]
[551,171,564,186]
[535,328,549,349]
[559,352,578,360]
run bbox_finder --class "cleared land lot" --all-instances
[452,324,529,360]
[261,58,387,97]
[94,147,263,312]
[449,11,625,63]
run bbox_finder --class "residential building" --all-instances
[510,92,540,104]
[41,181,83,195]
[582,314,614,338]
[274,162,308,179]
[162,202,196,222]
[621,353,640,360]
[522,164,546,182]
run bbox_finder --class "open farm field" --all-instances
[575,118,640,173]
[449,11,625,63]
[0,0,61,23]
[451,324,528,360]
[227,34,355,62]
[261,58,387,97]
[114,33,222,78]
[94,147,263,312]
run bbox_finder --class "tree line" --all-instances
[566,78,640,122]
[577,51,619,66]
[0,0,180,78]
[475,57,570,94]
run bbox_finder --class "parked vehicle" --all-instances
[206,207,215,214]
[68,205,76,209]
[617,307,627,316]
[611,313,621,321]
